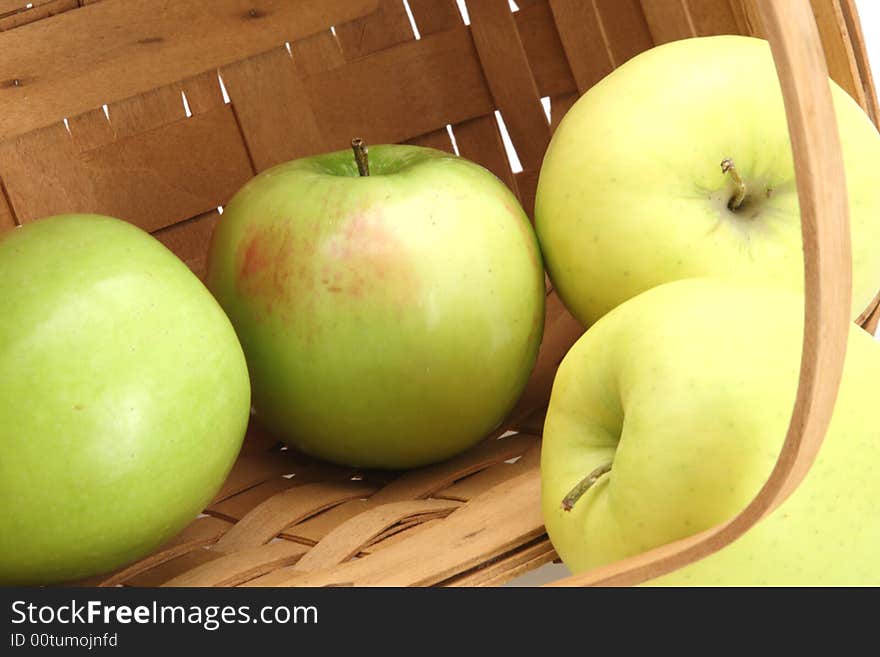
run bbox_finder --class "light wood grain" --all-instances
[0,106,252,230]
[243,470,545,587]
[0,0,378,140]
[162,541,311,587]
[212,482,376,552]
[0,0,76,31]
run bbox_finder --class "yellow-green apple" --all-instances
[542,279,880,585]
[535,35,880,326]
[0,215,250,585]
[206,143,544,469]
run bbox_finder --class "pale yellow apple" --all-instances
[535,35,880,326]
[541,279,880,585]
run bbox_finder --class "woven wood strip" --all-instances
[207,478,302,523]
[242,470,543,587]
[0,105,252,229]
[212,482,377,552]
[292,499,461,573]
[66,108,115,151]
[161,541,312,587]
[436,444,541,502]
[838,0,878,125]
[107,84,187,140]
[468,0,549,173]
[221,46,329,172]
[366,432,537,504]
[334,0,413,59]
[0,0,379,141]
[177,70,227,117]
[0,0,76,31]
[445,537,557,587]
[809,0,868,110]
[546,0,615,93]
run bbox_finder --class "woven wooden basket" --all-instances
[2,0,877,587]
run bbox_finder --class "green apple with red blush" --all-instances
[207,140,545,469]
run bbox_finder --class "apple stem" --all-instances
[561,462,612,512]
[720,158,746,210]
[352,137,370,177]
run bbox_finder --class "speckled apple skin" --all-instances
[0,215,250,585]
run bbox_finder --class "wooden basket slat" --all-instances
[640,1,699,44]
[283,500,374,545]
[435,444,541,502]
[366,432,537,505]
[407,0,460,33]
[0,0,30,13]
[405,129,456,153]
[289,30,346,76]
[0,0,76,32]
[212,482,378,553]
[152,210,220,280]
[106,85,188,140]
[593,0,656,68]
[0,0,379,141]
[640,0,750,44]
[809,0,869,111]
[839,0,879,124]
[301,30,494,148]
[685,0,748,35]
[402,1,462,155]
[209,450,302,504]
[244,470,543,587]
[293,500,462,574]
[408,0,524,201]
[65,107,115,152]
[176,70,227,117]
[444,537,557,587]
[468,0,550,173]
[207,478,303,524]
[453,115,520,198]
[546,1,616,93]
[161,541,312,588]
[334,0,414,59]
[517,1,578,99]
[1,105,252,230]
[220,46,329,172]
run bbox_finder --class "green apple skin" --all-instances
[535,35,880,326]
[541,279,880,585]
[206,145,544,469]
[0,215,250,585]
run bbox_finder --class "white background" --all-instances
[507,0,880,586]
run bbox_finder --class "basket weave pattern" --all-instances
[0,0,877,586]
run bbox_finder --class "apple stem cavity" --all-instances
[720,158,746,211]
[351,137,370,177]
[561,462,613,512]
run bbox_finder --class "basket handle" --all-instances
[551,0,853,587]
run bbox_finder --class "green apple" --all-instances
[541,278,880,585]
[206,143,544,469]
[0,214,250,585]
[535,35,880,326]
